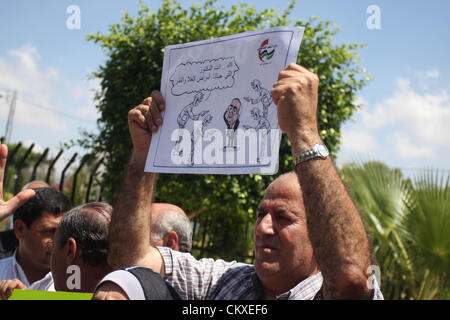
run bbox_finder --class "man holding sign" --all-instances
[93,63,383,300]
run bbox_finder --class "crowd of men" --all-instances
[0,64,383,300]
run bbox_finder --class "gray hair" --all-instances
[58,202,112,267]
[152,210,193,253]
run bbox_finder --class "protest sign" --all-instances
[145,27,304,174]
[8,289,93,300]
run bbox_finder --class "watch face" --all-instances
[316,144,329,158]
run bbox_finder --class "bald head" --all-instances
[150,203,186,225]
[263,172,303,203]
[150,203,193,252]
[22,180,51,191]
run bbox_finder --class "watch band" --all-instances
[293,143,329,166]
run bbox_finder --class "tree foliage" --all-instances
[81,0,369,259]
[341,162,450,299]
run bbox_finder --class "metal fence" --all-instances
[1,137,104,205]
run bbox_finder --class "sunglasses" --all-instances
[228,105,239,113]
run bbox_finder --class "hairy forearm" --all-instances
[108,150,156,269]
[291,136,371,298]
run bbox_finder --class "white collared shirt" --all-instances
[0,249,54,291]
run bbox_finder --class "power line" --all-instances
[0,86,98,125]
[18,97,97,125]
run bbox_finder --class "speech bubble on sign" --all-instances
[169,57,239,96]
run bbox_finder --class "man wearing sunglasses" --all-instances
[223,98,241,149]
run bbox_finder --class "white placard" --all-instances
[145,27,304,174]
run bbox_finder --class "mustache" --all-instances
[255,240,278,249]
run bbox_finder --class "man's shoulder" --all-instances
[0,255,15,279]
[207,264,256,299]
[0,255,14,265]
[213,263,255,287]
[158,246,254,279]
[0,230,18,259]
[160,246,252,270]
[156,247,256,299]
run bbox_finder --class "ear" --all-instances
[64,237,79,265]
[163,231,179,251]
[14,219,27,241]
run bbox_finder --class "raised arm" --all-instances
[0,144,35,223]
[107,91,166,275]
[271,63,372,299]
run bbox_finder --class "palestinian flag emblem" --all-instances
[258,39,276,62]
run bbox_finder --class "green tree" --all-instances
[341,162,450,299]
[80,0,369,259]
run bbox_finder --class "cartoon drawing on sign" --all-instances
[223,98,241,150]
[190,113,214,166]
[177,92,209,128]
[243,107,271,164]
[169,57,240,159]
[243,79,272,119]
[173,92,210,156]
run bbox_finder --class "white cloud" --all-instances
[0,45,101,133]
[368,77,450,154]
[0,44,67,131]
[22,140,44,154]
[76,78,102,120]
[341,129,379,153]
[425,70,440,79]
[340,71,450,164]
[391,132,435,159]
[414,70,440,90]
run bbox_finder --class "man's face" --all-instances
[20,211,66,272]
[50,228,68,291]
[226,99,240,124]
[253,175,317,286]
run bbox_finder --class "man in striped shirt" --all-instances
[94,64,383,300]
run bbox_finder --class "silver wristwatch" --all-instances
[293,143,329,166]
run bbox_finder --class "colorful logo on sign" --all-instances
[258,39,276,62]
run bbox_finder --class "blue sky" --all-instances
[0,0,449,176]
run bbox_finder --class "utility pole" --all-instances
[4,90,17,144]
